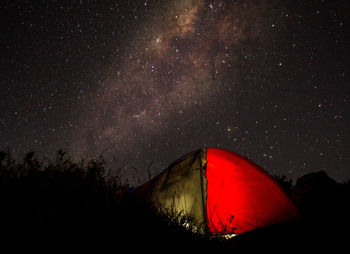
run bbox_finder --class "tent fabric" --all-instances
[206,148,301,234]
[140,149,208,229]
[137,148,301,235]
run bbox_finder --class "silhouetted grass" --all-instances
[0,150,219,253]
[0,150,349,253]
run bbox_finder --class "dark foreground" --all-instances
[0,151,349,253]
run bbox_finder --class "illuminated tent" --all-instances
[138,148,301,235]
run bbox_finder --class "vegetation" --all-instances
[0,150,349,253]
[0,150,218,253]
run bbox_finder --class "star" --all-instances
[0,0,349,185]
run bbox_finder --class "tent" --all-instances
[138,148,301,235]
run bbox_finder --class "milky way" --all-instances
[1,0,349,184]
[81,0,280,181]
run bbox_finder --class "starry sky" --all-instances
[1,0,349,184]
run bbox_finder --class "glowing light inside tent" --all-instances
[206,148,301,234]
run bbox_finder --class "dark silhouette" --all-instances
[0,150,349,253]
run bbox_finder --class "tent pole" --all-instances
[199,148,208,234]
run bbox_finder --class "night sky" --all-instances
[1,0,349,184]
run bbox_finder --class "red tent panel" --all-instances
[206,148,301,234]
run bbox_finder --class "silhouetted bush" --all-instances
[0,151,349,253]
[0,150,218,253]
[273,174,293,195]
